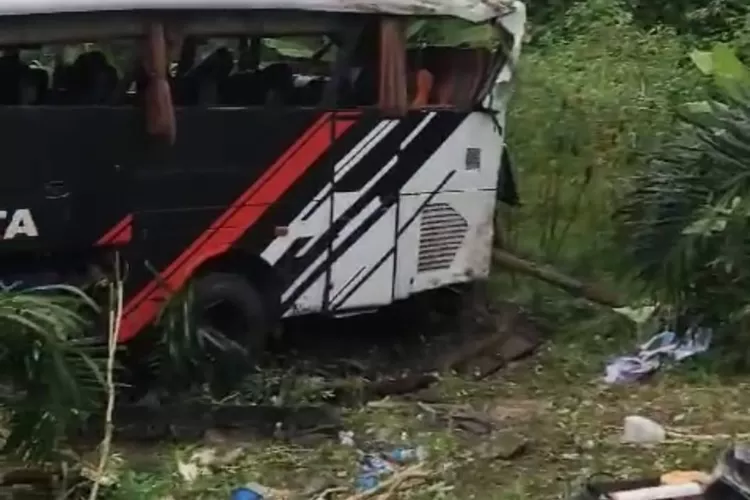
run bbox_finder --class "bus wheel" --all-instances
[192,272,272,393]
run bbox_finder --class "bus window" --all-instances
[171,34,338,108]
[0,37,143,107]
[406,18,513,110]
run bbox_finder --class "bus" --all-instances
[0,0,526,367]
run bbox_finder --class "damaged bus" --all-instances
[0,0,526,376]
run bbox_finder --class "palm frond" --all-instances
[615,76,750,329]
[0,284,106,461]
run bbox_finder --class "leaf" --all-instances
[711,43,750,84]
[690,50,714,75]
[689,43,750,101]
[681,214,728,236]
[613,305,658,325]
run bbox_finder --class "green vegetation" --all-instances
[0,284,103,461]
[502,0,749,312]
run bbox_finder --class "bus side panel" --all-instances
[395,112,503,298]
[285,110,466,313]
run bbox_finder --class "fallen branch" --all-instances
[493,249,624,307]
[313,486,348,499]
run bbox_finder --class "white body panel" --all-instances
[267,111,509,317]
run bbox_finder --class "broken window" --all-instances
[405,18,514,110]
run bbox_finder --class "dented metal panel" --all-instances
[0,0,518,22]
[486,1,526,113]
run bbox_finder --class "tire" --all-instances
[192,272,273,392]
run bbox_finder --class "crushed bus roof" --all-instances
[0,0,518,23]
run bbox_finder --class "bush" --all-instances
[505,0,700,284]
[0,285,104,461]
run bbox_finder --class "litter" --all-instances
[355,455,395,491]
[621,416,666,444]
[573,473,706,499]
[230,486,263,500]
[354,446,427,492]
[604,327,712,384]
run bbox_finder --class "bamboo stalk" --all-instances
[492,248,624,308]
[87,252,123,500]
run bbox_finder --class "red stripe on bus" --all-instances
[96,214,133,246]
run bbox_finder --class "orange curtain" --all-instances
[144,23,176,144]
[411,69,433,108]
[378,18,408,116]
[414,48,491,109]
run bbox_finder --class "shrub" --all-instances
[615,44,750,361]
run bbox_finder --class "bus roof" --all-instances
[0,0,518,22]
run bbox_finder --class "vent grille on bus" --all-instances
[417,203,468,273]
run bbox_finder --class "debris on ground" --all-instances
[571,442,750,499]
[435,301,543,380]
[349,464,431,500]
[572,470,707,499]
[230,486,264,500]
[604,328,712,384]
[704,443,750,500]
[230,482,291,500]
[355,445,428,491]
[621,415,666,445]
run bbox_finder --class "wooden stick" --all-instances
[492,249,624,307]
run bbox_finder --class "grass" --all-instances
[101,313,749,499]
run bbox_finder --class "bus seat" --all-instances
[220,70,261,105]
[176,46,234,105]
[22,64,50,104]
[257,63,294,105]
[291,76,326,106]
[352,65,377,106]
[68,50,119,104]
[0,51,27,104]
[407,47,491,108]
[410,69,433,108]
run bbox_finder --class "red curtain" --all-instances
[378,18,408,115]
[144,23,176,144]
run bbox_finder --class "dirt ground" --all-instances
[99,292,748,500]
